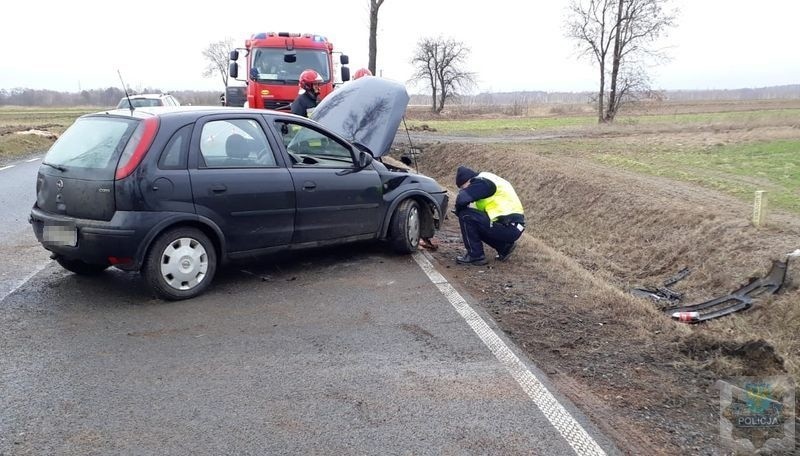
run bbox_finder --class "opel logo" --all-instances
[56,179,64,189]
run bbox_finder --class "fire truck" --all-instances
[227,32,350,110]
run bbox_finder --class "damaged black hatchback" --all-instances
[30,77,448,300]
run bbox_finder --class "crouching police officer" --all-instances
[453,166,525,265]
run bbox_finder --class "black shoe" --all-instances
[495,243,517,261]
[456,254,488,265]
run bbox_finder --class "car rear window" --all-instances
[44,116,139,177]
[116,98,164,108]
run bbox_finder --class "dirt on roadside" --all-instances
[399,128,800,455]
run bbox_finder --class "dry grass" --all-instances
[405,98,800,121]
[0,133,56,161]
[0,107,92,162]
[413,136,800,452]
[416,142,800,381]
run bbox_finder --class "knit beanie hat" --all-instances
[455,166,478,187]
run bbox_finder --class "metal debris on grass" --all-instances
[632,250,796,323]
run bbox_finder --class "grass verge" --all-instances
[595,139,800,214]
[0,107,90,162]
[405,108,800,135]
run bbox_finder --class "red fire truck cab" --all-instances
[228,32,350,111]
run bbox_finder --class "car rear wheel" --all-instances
[55,257,109,275]
[389,199,421,254]
[143,227,217,301]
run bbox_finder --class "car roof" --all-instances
[92,106,292,120]
[122,93,172,99]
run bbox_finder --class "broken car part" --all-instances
[664,258,790,323]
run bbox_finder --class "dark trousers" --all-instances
[457,208,523,258]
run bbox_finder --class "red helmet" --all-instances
[299,69,323,92]
[353,68,373,80]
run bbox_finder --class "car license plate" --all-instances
[43,223,77,247]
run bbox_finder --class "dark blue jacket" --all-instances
[290,91,317,117]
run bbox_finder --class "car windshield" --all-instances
[44,116,138,176]
[116,98,163,109]
[250,48,330,83]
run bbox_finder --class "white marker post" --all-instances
[752,190,768,227]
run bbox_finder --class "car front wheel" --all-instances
[143,227,217,300]
[389,199,421,254]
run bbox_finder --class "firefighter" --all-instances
[353,68,372,80]
[290,69,323,117]
[453,166,525,265]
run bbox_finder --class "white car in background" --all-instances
[116,93,181,109]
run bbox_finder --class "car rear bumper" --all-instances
[30,207,167,269]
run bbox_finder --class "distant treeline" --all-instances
[410,84,800,105]
[0,87,221,107]
[2,84,799,107]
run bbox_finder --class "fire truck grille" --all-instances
[264,100,291,111]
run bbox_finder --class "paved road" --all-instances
[0,152,617,455]
[0,156,51,301]
[0,240,617,455]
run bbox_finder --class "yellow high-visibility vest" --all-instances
[474,172,524,221]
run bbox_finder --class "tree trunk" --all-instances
[598,62,606,123]
[368,1,382,75]
[430,87,437,112]
[438,76,446,113]
[605,0,624,122]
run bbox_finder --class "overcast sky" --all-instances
[1,0,798,94]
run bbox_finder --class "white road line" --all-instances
[413,252,607,456]
[0,165,15,171]
[26,157,41,163]
[0,261,51,304]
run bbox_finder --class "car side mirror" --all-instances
[229,62,239,79]
[229,50,239,61]
[358,151,373,169]
[340,54,349,65]
[341,66,351,82]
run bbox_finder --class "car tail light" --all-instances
[115,117,159,180]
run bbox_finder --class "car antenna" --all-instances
[401,116,419,173]
[117,70,134,115]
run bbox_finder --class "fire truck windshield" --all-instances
[251,48,330,84]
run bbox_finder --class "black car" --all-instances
[30,78,448,300]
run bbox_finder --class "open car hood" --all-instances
[311,77,409,158]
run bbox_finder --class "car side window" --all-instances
[274,120,354,168]
[200,119,276,168]
[158,124,191,170]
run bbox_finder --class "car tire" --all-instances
[143,227,217,301]
[55,257,109,275]
[389,199,421,254]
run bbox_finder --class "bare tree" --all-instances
[202,38,235,88]
[410,37,476,113]
[368,0,386,75]
[566,0,676,122]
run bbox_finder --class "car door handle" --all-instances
[210,184,227,193]
[302,181,316,191]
